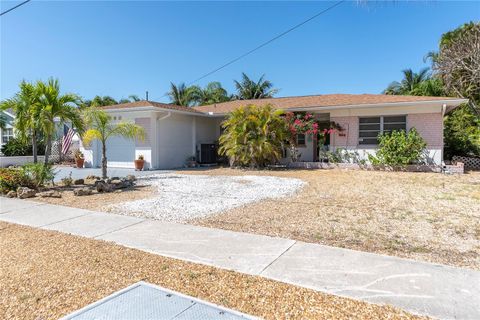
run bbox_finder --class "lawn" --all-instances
[0,222,422,320]
[34,168,480,269]
[185,168,480,270]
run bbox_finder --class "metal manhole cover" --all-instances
[61,281,257,320]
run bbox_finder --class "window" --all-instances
[359,115,406,145]
[2,128,13,143]
[296,133,306,146]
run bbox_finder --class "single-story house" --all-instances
[0,110,15,152]
[80,94,467,169]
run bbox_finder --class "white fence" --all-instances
[0,155,60,168]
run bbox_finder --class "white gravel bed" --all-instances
[106,173,305,222]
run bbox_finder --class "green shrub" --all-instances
[0,137,46,156]
[369,128,427,166]
[0,168,33,193]
[61,172,73,187]
[218,104,287,168]
[20,163,56,188]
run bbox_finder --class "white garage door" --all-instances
[106,136,135,168]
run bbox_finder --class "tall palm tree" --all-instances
[384,68,431,95]
[82,107,145,178]
[197,82,231,105]
[233,73,278,100]
[36,78,84,165]
[0,81,41,162]
[167,82,201,107]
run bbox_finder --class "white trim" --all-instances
[195,99,468,116]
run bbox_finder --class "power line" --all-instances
[187,0,344,86]
[0,0,31,17]
[155,0,344,101]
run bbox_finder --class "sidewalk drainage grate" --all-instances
[61,281,257,320]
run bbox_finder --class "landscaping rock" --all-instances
[17,187,36,199]
[6,191,17,198]
[73,187,93,196]
[36,190,62,198]
[73,179,84,185]
[126,175,136,182]
[95,180,112,193]
[85,175,100,181]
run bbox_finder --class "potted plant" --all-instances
[134,155,145,171]
[74,150,85,168]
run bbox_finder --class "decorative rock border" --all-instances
[287,162,443,173]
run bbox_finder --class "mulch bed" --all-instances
[0,222,424,320]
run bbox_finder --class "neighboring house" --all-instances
[0,110,15,152]
[80,94,466,169]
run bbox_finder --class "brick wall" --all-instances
[407,113,443,148]
[330,116,358,148]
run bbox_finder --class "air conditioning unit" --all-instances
[197,144,218,164]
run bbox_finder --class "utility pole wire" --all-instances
[186,0,345,86]
[154,0,344,101]
[0,0,31,17]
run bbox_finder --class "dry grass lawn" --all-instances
[0,222,424,320]
[33,168,480,270]
[183,168,480,270]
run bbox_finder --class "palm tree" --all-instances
[89,96,118,107]
[167,83,201,107]
[384,68,431,95]
[36,78,84,165]
[0,81,41,162]
[197,82,231,105]
[82,107,145,178]
[233,73,278,100]
[218,104,287,168]
[118,95,141,104]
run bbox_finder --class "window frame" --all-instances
[358,115,407,146]
[296,133,306,147]
[1,128,13,144]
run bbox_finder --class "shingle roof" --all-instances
[100,100,203,113]
[193,94,464,114]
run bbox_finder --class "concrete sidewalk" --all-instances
[1,197,479,320]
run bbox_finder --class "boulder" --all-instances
[73,179,84,185]
[6,191,17,198]
[73,187,93,196]
[17,187,36,199]
[36,190,62,198]
[95,180,112,193]
[126,175,136,182]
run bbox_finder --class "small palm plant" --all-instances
[82,108,145,178]
[219,104,287,168]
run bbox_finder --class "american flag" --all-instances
[61,125,75,155]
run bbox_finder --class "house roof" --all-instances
[100,100,203,114]
[99,94,466,116]
[193,94,466,114]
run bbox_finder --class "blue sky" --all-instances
[1,1,479,102]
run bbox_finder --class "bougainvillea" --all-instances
[284,112,319,141]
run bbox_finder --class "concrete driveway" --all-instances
[53,166,168,182]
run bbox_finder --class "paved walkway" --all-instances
[1,197,479,320]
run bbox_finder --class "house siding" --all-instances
[330,112,444,165]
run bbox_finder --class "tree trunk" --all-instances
[31,130,38,164]
[44,134,52,165]
[101,140,107,179]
